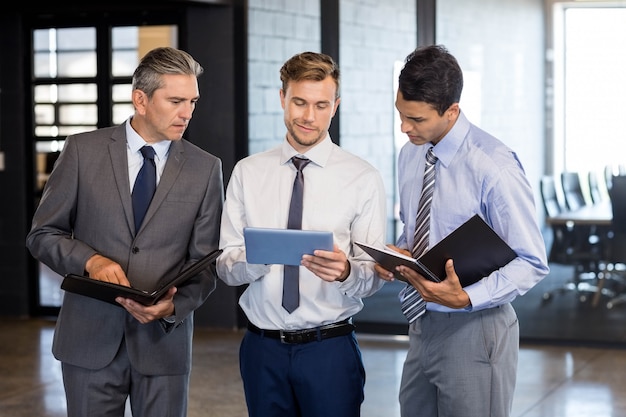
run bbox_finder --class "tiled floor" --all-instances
[1,318,626,416]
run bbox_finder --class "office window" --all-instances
[553,5,626,174]
[33,28,98,139]
[33,28,97,78]
[31,24,177,309]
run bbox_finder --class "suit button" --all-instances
[132,247,139,254]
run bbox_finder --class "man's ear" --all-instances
[132,90,147,115]
[331,96,341,117]
[447,103,460,119]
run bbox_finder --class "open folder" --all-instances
[60,249,222,306]
[356,215,516,286]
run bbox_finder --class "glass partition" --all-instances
[32,25,177,308]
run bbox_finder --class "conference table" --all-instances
[545,201,612,227]
[545,200,614,308]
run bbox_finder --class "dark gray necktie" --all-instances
[400,147,438,323]
[132,146,156,233]
[282,156,311,313]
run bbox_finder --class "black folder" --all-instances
[61,249,222,306]
[356,215,516,287]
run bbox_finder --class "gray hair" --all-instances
[132,47,204,97]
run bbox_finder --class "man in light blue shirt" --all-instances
[376,45,549,417]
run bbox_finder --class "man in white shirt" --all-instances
[216,51,387,417]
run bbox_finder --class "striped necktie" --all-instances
[399,147,438,323]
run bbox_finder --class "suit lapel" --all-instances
[109,126,187,235]
[109,125,136,234]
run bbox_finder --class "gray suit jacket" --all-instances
[26,123,224,375]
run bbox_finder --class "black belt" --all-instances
[247,319,355,344]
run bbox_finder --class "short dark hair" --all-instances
[398,45,463,116]
[280,51,340,99]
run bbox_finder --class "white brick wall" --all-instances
[248,0,416,241]
[247,0,545,238]
[437,0,545,221]
[339,0,417,241]
[248,0,321,155]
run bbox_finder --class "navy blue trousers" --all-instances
[240,329,366,417]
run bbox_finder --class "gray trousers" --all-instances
[62,337,189,417]
[399,303,519,417]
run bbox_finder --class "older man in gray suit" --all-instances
[26,47,223,417]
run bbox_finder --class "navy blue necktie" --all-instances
[282,156,311,313]
[132,146,156,233]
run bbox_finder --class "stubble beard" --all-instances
[286,121,325,148]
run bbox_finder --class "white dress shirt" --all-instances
[217,136,387,330]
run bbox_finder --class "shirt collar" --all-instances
[431,110,470,168]
[280,134,333,168]
[125,118,171,160]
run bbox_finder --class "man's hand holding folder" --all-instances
[358,242,471,309]
[397,258,472,310]
[357,214,517,288]
[361,244,420,283]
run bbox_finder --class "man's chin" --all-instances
[169,130,186,140]
[408,137,426,145]
[162,136,183,142]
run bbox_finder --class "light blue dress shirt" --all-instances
[125,118,171,190]
[396,111,549,313]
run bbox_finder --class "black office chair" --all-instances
[540,175,605,302]
[540,175,571,264]
[561,171,587,210]
[604,175,626,309]
[540,175,562,218]
[587,169,613,265]
[560,170,608,250]
[588,170,604,204]
[604,164,617,192]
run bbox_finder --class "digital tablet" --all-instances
[244,227,333,266]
